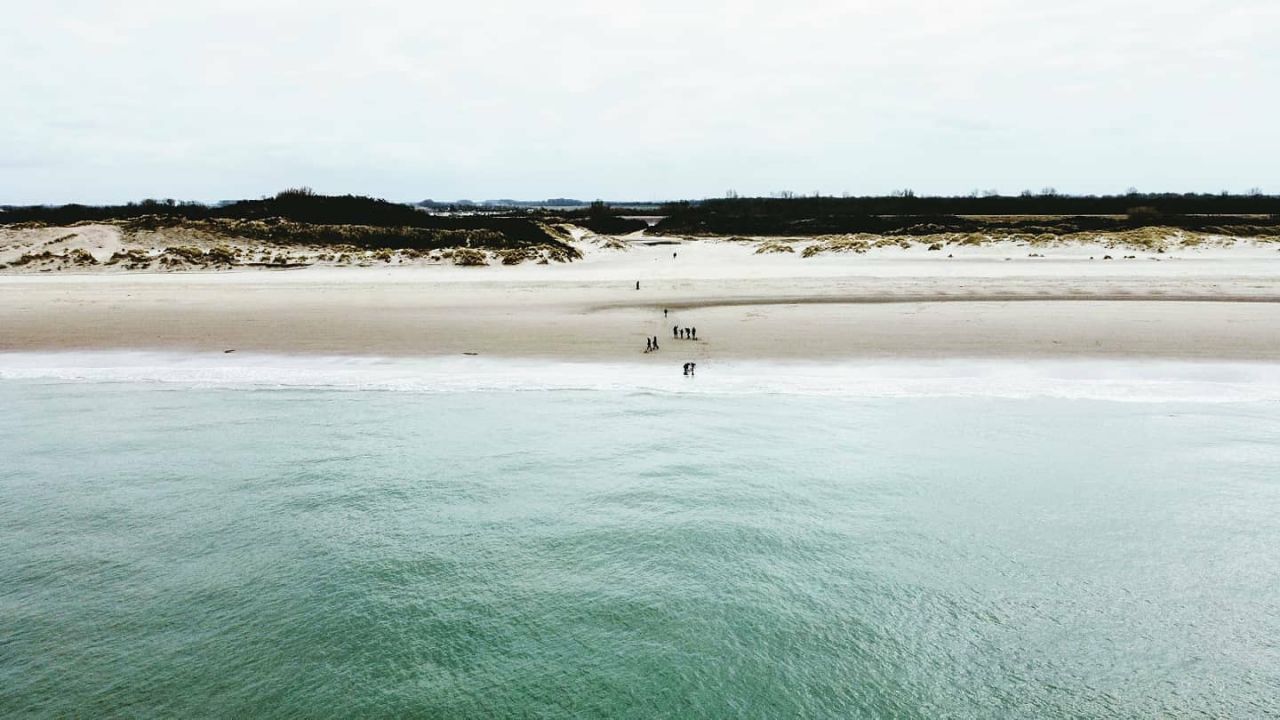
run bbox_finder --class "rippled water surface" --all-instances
[3,369,1279,717]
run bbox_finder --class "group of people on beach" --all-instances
[650,308,700,375]
[643,330,700,351]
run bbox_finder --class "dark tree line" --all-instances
[0,189,655,239]
[6,190,1278,240]
[651,193,1280,236]
[568,201,649,235]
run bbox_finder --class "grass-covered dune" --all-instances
[0,190,599,270]
[1,190,573,248]
[0,190,650,241]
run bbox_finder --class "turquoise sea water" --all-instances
[3,357,1280,718]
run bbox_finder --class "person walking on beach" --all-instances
[691,327,697,341]
[652,336,659,351]
[664,308,668,318]
[673,325,679,339]
[645,338,652,353]
[636,281,640,291]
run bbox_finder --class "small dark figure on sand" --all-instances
[673,326,678,338]
[652,336,659,351]
[682,362,696,376]
[645,338,652,352]
[636,281,640,290]
[664,308,668,317]
[691,327,697,340]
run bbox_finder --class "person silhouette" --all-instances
[652,336,659,351]
[635,281,640,290]
[673,325,678,338]
[664,308,668,317]
[691,327,697,340]
[645,338,652,352]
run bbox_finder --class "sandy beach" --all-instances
[3,235,1280,361]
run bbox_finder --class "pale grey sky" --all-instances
[2,0,1276,204]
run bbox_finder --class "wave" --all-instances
[1,351,1278,403]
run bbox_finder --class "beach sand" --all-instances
[3,238,1279,361]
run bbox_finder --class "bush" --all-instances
[452,248,488,266]
[755,240,795,254]
[11,251,54,266]
[206,245,238,264]
[165,245,206,262]
[67,248,98,265]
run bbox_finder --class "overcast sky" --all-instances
[2,0,1276,204]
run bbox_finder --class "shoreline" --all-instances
[3,351,1278,403]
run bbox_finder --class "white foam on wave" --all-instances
[1,351,1278,403]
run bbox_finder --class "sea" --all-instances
[2,353,1279,718]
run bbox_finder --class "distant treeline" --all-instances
[418,197,588,209]
[418,198,664,211]
[0,189,650,239]
[651,193,1280,236]
[8,190,1280,240]
[0,190,573,248]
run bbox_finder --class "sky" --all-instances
[2,0,1277,204]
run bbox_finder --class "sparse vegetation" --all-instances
[451,248,489,266]
[755,240,795,254]
[66,248,97,265]
[206,245,238,264]
[802,235,875,257]
[11,251,55,266]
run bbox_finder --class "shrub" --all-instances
[11,251,54,266]
[67,248,98,264]
[206,245,238,264]
[452,248,488,266]
[498,248,533,265]
[755,240,795,254]
[165,245,206,262]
